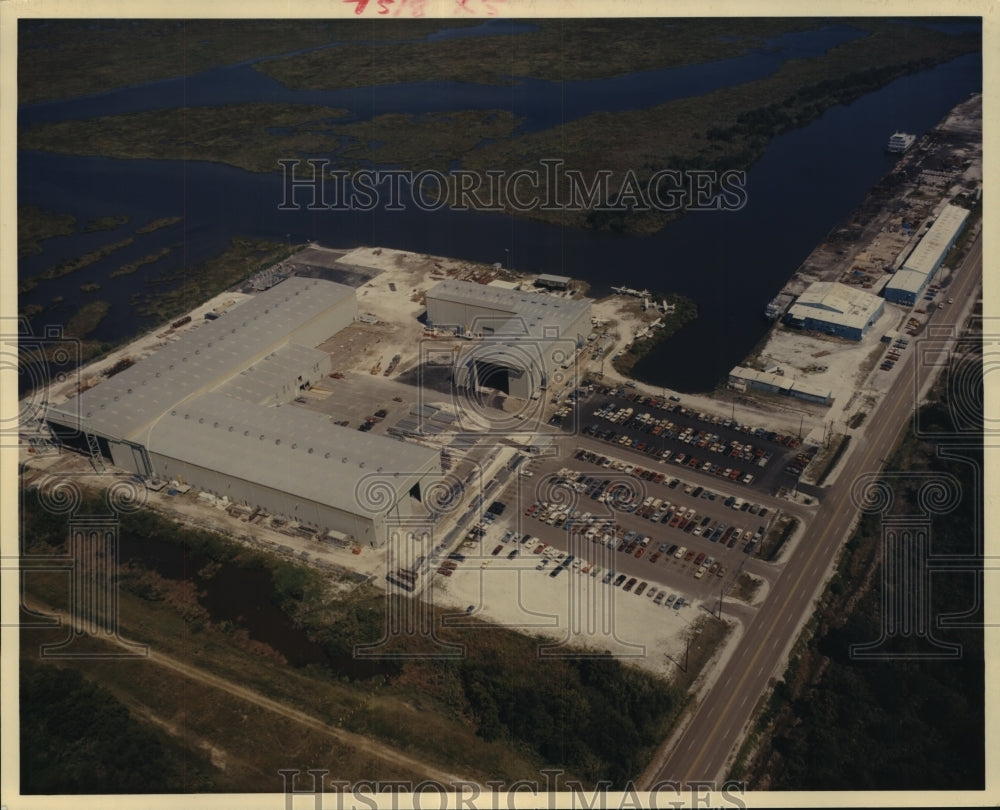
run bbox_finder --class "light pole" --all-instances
[504,248,510,273]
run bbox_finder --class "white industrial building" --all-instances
[884,203,969,305]
[785,281,884,341]
[45,277,440,546]
[425,279,592,399]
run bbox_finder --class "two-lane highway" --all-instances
[641,232,982,786]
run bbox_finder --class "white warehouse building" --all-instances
[884,203,969,306]
[45,277,440,546]
[425,279,592,399]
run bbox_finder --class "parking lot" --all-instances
[553,387,812,496]
[437,441,786,608]
[432,496,703,630]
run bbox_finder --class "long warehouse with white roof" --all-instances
[884,203,969,305]
[44,277,440,546]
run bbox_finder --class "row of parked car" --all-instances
[581,422,761,486]
[594,404,776,465]
[589,390,803,448]
[568,452,770,517]
[881,335,909,372]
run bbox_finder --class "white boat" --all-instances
[886,131,916,153]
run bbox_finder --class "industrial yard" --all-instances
[19,92,982,687]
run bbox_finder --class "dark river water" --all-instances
[17,21,981,392]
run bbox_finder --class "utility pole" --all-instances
[684,626,702,673]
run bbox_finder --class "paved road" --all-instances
[641,232,982,786]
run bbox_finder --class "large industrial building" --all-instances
[44,277,441,546]
[728,366,833,406]
[784,281,884,341]
[883,203,969,305]
[425,279,592,399]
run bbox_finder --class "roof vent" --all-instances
[171,410,177,416]
[198,417,204,424]
[228,426,233,432]
[324,452,330,459]
[213,421,219,428]
[275,438,281,445]
[127,388,132,394]
[342,457,348,463]
[307,447,313,454]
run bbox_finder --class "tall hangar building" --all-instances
[44,277,440,547]
[424,279,592,399]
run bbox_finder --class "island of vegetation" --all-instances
[611,293,698,378]
[18,20,978,234]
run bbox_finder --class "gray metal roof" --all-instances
[48,277,354,441]
[885,268,931,295]
[901,204,969,276]
[215,344,329,406]
[426,279,590,339]
[146,392,439,516]
[787,282,882,331]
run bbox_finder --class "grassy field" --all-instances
[256,18,829,89]
[21,103,353,174]
[22,105,523,175]
[19,487,689,790]
[64,299,110,338]
[19,19,481,104]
